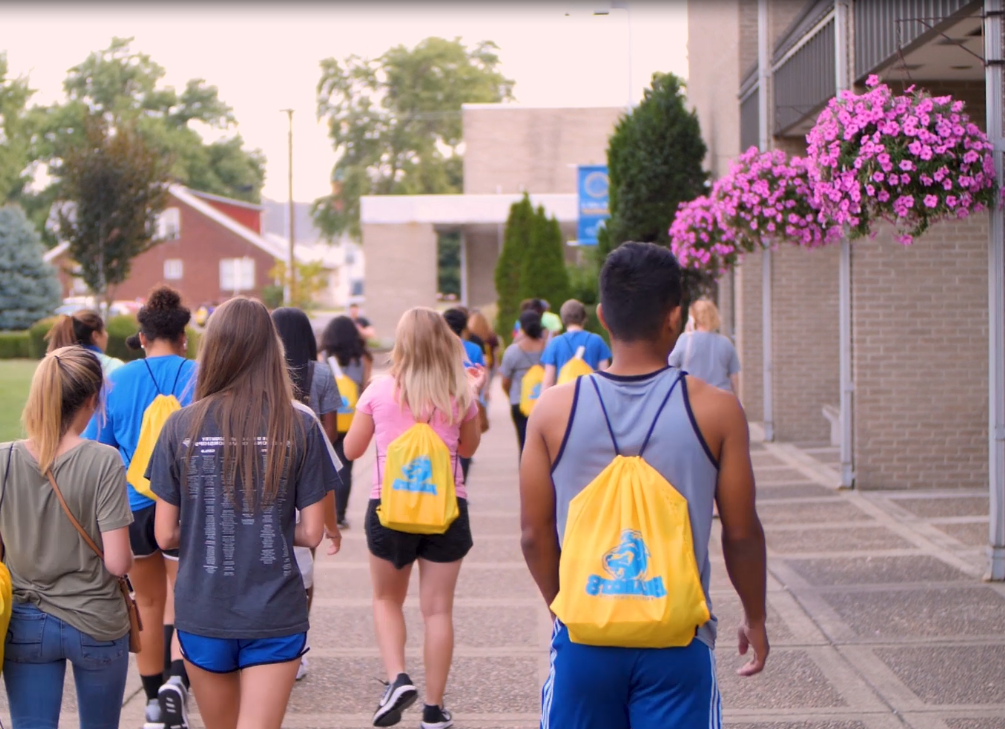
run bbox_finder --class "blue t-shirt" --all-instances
[83,355,198,511]
[462,339,485,368]
[541,330,611,375]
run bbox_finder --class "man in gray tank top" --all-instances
[520,242,768,729]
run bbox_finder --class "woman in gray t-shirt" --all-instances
[1,346,134,729]
[669,299,741,394]
[499,311,547,452]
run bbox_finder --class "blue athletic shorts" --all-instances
[540,620,721,729]
[177,631,308,674]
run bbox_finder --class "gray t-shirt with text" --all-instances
[148,405,338,639]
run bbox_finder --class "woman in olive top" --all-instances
[1,346,134,729]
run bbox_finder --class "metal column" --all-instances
[836,0,855,488]
[459,230,469,309]
[985,0,1005,580]
[758,0,775,441]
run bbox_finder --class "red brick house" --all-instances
[44,186,289,306]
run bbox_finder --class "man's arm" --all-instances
[713,385,769,676]
[520,396,561,609]
[542,364,557,390]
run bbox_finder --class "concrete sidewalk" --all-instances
[3,383,1004,728]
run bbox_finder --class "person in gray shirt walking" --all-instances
[669,299,741,395]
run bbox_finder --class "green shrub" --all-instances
[28,317,56,359]
[262,285,284,310]
[186,328,201,359]
[104,315,143,361]
[0,331,30,359]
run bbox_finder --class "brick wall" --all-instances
[687,0,742,178]
[852,216,989,490]
[772,243,840,443]
[362,222,438,339]
[462,106,623,195]
[736,250,764,421]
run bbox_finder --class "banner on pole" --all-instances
[577,165,610,245]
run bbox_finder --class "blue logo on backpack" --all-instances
[392,457,437,494]
[338,395,355,415]
[586,530,667,598]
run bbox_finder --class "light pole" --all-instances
[280,108,296,305]
[593,1,633,109]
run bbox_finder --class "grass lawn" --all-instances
[0,360,36,442]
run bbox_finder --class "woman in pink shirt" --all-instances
[343,307,485,729]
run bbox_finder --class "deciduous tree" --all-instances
[56,115,170,303]
[314,37,514,241]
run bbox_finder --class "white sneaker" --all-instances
[296,655,309,681]
[143,698,164,729]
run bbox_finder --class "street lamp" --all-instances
[280,108,296,305]
[594,1,632,109]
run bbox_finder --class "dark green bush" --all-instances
[28,317,56,359]
[0,330,30,359]
[24,314,200,362]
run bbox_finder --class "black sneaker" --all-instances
[158,676,189,729]
[421,704,453,729]
[372,673,418,727]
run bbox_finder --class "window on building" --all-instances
[156,208,181,240]
[220,257,256,292]
[164,259,183,280]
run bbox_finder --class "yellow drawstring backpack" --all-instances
[126,360,187,500]
[551,375,710,648]
[378,410,459,535]
[0,444,16,669]
[519,361,545,417]
[327,357,360,433]
[557,344,594,385]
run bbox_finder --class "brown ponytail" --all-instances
[22,346,104,474]
[45,310,105,353]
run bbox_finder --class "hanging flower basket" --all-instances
[716,147,841,250]
[669,194,737,274]
[806,76,997,244]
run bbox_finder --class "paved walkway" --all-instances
[3,383,1004,728]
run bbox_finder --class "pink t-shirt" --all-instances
[357,375,479,499]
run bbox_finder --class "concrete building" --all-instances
[359,104,624,337]
[688,0,1005,578]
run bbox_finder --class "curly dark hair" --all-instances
[319,315,370,368]
[126,286,190,349]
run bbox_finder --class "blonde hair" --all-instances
[391,307,473,424]
[690,299,721,332]
[468,311,494,342]
[22,346,104,474]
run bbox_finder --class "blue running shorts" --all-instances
[540,620,721,729]
[177,631,308,674]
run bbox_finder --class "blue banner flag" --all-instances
[577,165,610,245]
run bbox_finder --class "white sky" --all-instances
[1,2,688,203]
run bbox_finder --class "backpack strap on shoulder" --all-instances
[588,376,621,456]
[171,360,187,394]
[142,358,164,396]
[639,373,684,458]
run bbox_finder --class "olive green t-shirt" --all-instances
[0,440,133,641]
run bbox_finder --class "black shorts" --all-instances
[130,504,179,560]
[365,498,473,570]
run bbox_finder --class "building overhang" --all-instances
[360,193,579,226]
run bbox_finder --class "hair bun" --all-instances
[146,286,181,311]
[125,334,142,350]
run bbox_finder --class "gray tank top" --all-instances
[552,367,720,648]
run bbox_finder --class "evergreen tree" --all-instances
[0,204,61,330]
[601,72,708,256]
[519,206,571,312]
[494,193,534,341]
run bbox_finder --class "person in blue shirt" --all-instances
[443,308,486,483]
[541,299,612,390]
[83,286,197,729]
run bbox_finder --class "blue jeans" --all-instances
[2,602,129,729]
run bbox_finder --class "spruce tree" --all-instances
[0,204,61,330]
[519,205,571,312]
[602,72,708,255]
[494,193,534,341]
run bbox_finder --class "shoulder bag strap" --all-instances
[0,442,13,560]
[170,359,187,394]
[683,332,695,372]
[46,471,104,559]
[143,358,164,396]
